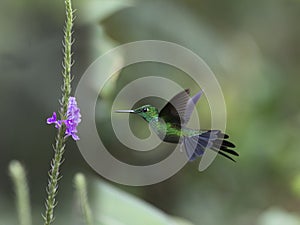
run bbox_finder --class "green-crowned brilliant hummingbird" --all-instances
[115,89,238,161]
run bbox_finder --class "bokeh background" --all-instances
[1,0,300,224]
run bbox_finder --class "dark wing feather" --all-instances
[159,89,190,126]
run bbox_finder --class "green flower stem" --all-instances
[61,0,74,118]
[9,160,32,225]
[43,0,75,224]
[74,173,94,225]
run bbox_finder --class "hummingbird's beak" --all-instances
[114,110,135,113]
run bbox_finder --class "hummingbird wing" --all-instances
[159,89,203,126]
[183,90,203,126]
[159,89,191,126]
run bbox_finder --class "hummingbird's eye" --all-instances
[142,107,149,112]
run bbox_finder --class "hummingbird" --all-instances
[115,89,238,161]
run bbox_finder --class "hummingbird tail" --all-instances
[183,130,238,161]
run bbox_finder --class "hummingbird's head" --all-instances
[115,105,159,123]
[133,105,159,122]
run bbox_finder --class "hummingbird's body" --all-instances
[116,89,238,161]
[147,116,200,142]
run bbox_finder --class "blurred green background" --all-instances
[1,0,300,224]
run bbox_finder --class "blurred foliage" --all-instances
[0,0,300,225]
[92,180,195,225]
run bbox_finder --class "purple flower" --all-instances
[46,112,62,128]
[47,112,57,124]
[65,97,81,140]
[46,97,81,140]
